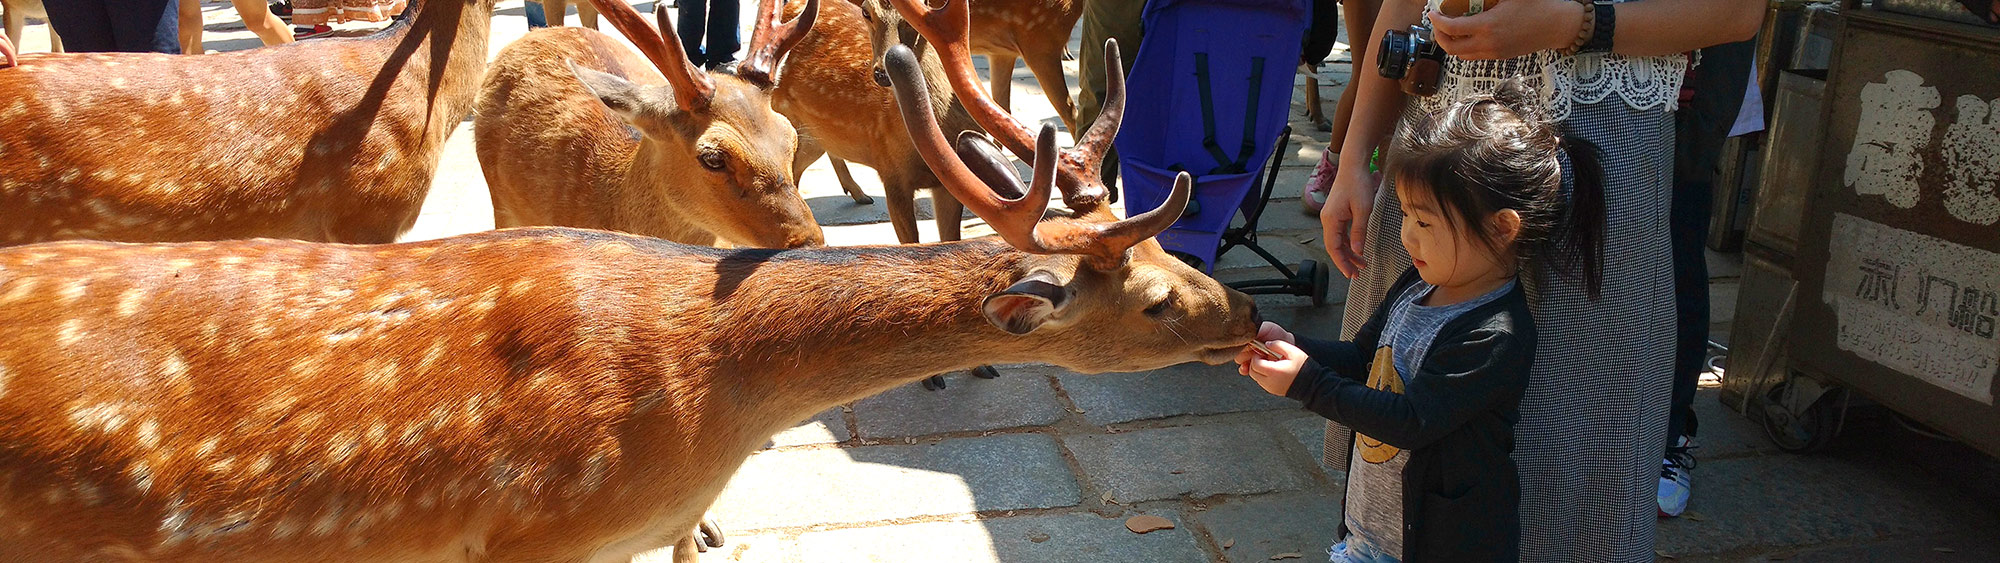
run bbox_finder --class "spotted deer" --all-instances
[892,0,1115,211]
[0,0,495,246]
[771,0,983,245]
[0,37,1254,563]
[475,0,824,249]
[862,0,1081,133]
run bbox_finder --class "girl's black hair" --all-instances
[1383,78,1608,298]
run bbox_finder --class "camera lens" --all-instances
[1378,30,1412,80]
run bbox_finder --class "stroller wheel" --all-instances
[1300,260,1329,307]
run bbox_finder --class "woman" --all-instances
[290,0,405,27]
[42,0,179,53]
[1309,0,1761,560]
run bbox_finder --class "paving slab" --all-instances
[1064,422,1315,503]
[1652,453,2000,558]
[632,533,800,563]
[853,367,1068,439]
[1672,533,2000,563]
[765,408,850,449]
[794,511,1205,563]
[1282,415,1341,476]
[712,434,1081,530]
[1192,492,1343,562]
[1689,388,1775,460]
[1058,362,1298,426]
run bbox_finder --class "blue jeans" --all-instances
[1327,535,1401,563]
[43,0,179,53]
[526,1,548,28]
[676,0,740,68]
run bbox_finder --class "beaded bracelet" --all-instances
[1560,0,1594,56]
[1580,1,1617,54]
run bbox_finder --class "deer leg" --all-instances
[1022,48,1079,134]
[672,532,701,563]
[1302,75,1330,132]
[4,10,22,55]
[176,0,203,54]
[546,0,569,26]
[885,183,921,244]
[829,158,871,204]
[577,2,598,30]
[988,54,1016,116]
[931,187,963,242]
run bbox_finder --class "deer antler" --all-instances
[736,0,819,88]
[887,44,1186,268]
[888,0,1120,211]
[586,0,715,111]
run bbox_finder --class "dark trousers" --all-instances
[1668,38,1758,448]
[44,0,180,54]
[676,0,740,69]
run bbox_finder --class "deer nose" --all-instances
[873,66,892,88]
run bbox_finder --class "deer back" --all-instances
[476,1,824,250]
[0,0,495,247]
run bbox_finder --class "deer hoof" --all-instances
[699,518,726,549]
[922,375,947,391]
[850,193,874,205]
[970,365,1001,379]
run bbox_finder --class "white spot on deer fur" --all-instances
[327,432,359,464]
[161,353,188,384]
[271,518,301,540]
[365,423,388,447]
[136,420,161,449]
[57,319,86,347]
[58,280,87,303]
[207,457,236,473]
[0,101,24,119]
[75,481,105,506]
[59,169,81,183]
[69,403,129,433]
[311,506,342,537]
[0,363,8,399]
[129,462,153,493]
[117,287,148,317]
[1,278,37,303]
[248,455,273,476]
[43,487,66,505]
[196,437,220,459]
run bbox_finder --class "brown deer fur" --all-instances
[773,0,979,244]
[863,0,1081,133]
[476,0,825,249]
[0,0,494,246]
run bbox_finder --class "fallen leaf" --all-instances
[1224,538,1236,549]
[1027,532,1050,543]
[1656,551,1677,559]
[1124,515,1175,534]
[1170,469,1185,475]
[1298,237,1318,245]
[1934,547,1957,553]
[1101,491,1117,505]
[1271,553,1303,560]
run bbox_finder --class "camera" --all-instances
[1378,24,1447,97]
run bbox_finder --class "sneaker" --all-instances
[295,24,334,39]
[1658,435,1697,517]
[1301,152,1336,215]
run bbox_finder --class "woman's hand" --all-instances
[1320,165,1380,278]
[1235,322,1305,396]
[1429,0,1587,61]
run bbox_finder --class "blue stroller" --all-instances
[1116,0,1329,305]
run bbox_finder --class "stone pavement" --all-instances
[25,4,1998,561]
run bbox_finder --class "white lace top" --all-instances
[1415,0,1688,122]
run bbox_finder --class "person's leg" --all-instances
[1074,0,1146,188]
[526,1,548,28]
[232,0,295,46]
[112,0,180,53]
[42,0,117,52]
[676,0,709,67]
[701,0,738,68]
[177,0,203,53]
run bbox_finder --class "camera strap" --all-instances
[1192,52,1266,176]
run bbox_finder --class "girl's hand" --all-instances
[1232,321,1300,367]
[1238,339,1309,397]
[1,30,16,69]
[1429,0,1586,61]
[1321,165,1380,278]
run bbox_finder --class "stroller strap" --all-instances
[1193,52,1266,176]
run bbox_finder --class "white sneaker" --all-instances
[1658,436,1696,518]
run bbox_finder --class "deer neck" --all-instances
[911,39,971,131]
[655,240,1035,429]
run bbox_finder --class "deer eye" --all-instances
[698,149,727,170]
[860,9,872,21]
[1144,292,1177,317]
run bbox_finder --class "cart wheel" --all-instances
[1761,381,1847,454]
[1299,260,1329,307]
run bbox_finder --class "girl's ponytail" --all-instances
[1552,136,1607,300]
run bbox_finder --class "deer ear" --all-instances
[568,60,654,124]
[982,271,1072,335]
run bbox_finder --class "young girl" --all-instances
[1236,81,1606,563]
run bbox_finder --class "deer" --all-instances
[858,0,1080,133]
[0,36,1256,563]
[770,0,981,248]
[1,0,57,55]
[540,0,600,29]
[474,0,824,250]
[0,0,493,247]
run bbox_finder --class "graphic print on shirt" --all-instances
[1357,346,1407,463]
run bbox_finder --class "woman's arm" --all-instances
[1428,0,1764,61]
[1320,0,1429,278]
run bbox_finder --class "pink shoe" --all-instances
[1301,152,1337,216]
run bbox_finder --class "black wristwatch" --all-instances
[1580,1,1616,54]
